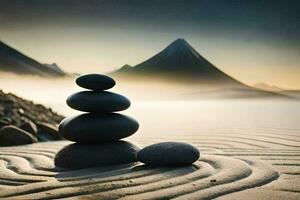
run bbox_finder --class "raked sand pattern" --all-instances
[0,126,299,200]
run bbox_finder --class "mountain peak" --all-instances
[112,38,244,87]
[0,41,66,77]
[160,38,201,60]
[167,38,192,49]
[116,64,132,72]
[172,38,188,44]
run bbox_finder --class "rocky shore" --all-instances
[0,89,63,145]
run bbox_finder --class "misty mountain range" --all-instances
[0,39,298,99]
[112,39,245,86]
[0,41,65,77]
[111,39,299,99]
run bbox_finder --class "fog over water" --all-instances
[1,74,299,140]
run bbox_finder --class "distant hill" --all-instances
[278,90,300,99]
[44,63,66,75]
[112,38,245,87]
[0,41,66,77]
[253,83,300,99]
[253,83,283,92]
[181,87,292,100]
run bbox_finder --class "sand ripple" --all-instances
[0,141,289,199]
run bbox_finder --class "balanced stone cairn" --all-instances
[54,74,140,169]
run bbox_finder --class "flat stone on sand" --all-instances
[137,142,200,166]
[59,113,139,143]
[66,91,130,112]
[54,141,140,169]
[0,125,38,146]
[76,74,116,90]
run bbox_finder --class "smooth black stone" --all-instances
[76,74,116,90]
[59,113,139,143]
[66,91,130,112]
[0,125,38,146]
[20,121,38,135]
[0,119,10,129]
[36,122,62,141]
[137,142,200,166]
[54,141,140,169]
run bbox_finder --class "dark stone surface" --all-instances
[0,119,10,129]
[54,141,140,169]
[59,113,139,143]
[0,125,38,146]
[36,122,62,141]
[137,142,200,166]
[1,118,12,123]
[20,120,38,135]
[66,91,130,112]
[76,74,116,91]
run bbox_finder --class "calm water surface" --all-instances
[2,76,299,142]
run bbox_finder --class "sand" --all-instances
[0,130,299,200]
[0,100,299,199]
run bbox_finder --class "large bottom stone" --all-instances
[54,141,140,169]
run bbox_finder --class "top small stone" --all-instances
[76,74,116,91]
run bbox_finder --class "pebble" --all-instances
[20,120,38,135]
[36,122,62,141]
[0,119,10,129]
[137,142,200,166]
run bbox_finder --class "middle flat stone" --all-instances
[66,91,130,112]
[59,113,139,143]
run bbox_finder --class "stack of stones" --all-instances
[54,74,140,169]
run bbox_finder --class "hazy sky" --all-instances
[0,0,299,89]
